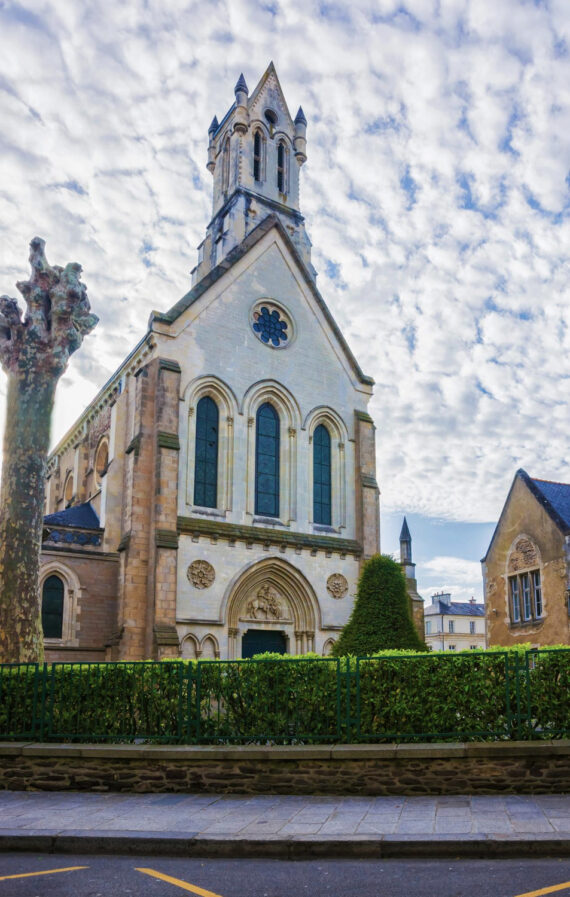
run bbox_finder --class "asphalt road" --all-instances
[2,854,570,897]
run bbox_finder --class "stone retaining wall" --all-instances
[1,742,569,795]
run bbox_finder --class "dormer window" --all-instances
[253,130,263,182]
[277,140,288,194]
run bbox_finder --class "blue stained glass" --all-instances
[255,403,279,517]
[313,424,332,525]
[252,306,289,347]
[194,396,219,508]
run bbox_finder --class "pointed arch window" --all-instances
[255,403,280,517]
[194,396,219,508]
[42,575,64,639]
[313,424,332,525]
[222,136,230,195]
[277,140,287,194]
[253,130,263,182]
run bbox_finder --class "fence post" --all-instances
[37,663,49,742]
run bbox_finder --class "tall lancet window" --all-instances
[255,403,280,517]
[194,396,219,508]
[222,136,230,195]
[277,140,287,194]
[42,575,64,639]
[313,424,331,525]
[253,130,263,182]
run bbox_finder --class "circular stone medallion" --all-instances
[327,573,349,599]
[187,560,215,589]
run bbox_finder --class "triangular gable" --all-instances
[150,214,374,386]
[247,62,294,130]
[481,468,570,562]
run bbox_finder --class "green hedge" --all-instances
[0,647,568,744]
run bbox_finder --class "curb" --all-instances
[2,831,570,859]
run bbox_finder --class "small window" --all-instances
[533,571,542,617]
[42,575,64,639]
[469,621,476,634]
[64,473,74,506]
[277,140,287,194]
[222,136,230,194]
[470,645,478,650]
[425,620,432,635]
[95,439,109,486]
[448,644,456,651]
[509,569,543,625]
[510,577,521,622]
[448,620,454,633]
[521,573,532,621]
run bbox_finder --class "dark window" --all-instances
[222,136,230,194]
[255,403,279,517]
[509,570,543,625]
[42,575,64,639]
[194,396,219,508]
[313,424,331,525]
[253,131,262,181]
[277,141,286,193]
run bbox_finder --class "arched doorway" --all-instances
[223,557,320,659]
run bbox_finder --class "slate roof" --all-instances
[399,516,411,542]
[44,502,100,530]
[425,600,485,617]
[528,475,570,530]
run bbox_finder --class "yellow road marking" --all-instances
[136,867,225,897]
[0,865,88,881]
[513,882,570,897]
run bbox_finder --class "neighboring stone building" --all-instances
[482,468,570,647]
[39,64,381,662]
[398,517,425,640]
[424,593,486,651]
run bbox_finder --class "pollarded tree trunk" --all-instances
[0,238,98,663]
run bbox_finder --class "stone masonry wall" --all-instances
[1,742,569,796]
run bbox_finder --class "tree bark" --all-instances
[0,372,56,663]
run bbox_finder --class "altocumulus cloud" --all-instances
[1,0,570,534]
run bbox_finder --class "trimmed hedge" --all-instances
[0,646,568,744]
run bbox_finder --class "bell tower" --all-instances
[191,63,315,285]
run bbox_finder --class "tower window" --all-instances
[42,575,64,639]
[222,136,230,195]
[253,130,262,182]
[255,403,280,517]
[277,141,287,194]
[194,396,219,508]
[264,108,277,136]
[313,424,331,525]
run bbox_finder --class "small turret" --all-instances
[399,516,412,565]
[233,73,249,135]
[294,106,307,165]
[207,116,219,174]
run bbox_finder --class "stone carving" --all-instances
[187,560,215,589]
[245,584,283,620]
[550,559,567,578]
[509,538,539,572]
[327,573,349,599]
[486,581,497,596]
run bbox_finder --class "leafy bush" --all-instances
[333,554,426,656]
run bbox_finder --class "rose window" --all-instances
[252,306,289,347]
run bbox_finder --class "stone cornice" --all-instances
[177,516,362,556]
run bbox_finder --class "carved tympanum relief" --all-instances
[326,573,349,599]
[242,584,292,622]
[508,538,539,573]
[187,560,215,589]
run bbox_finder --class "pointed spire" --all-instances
[400,517,411,542]
[295,106,307,126]
[208,115,219,135]
[234,73,248,96]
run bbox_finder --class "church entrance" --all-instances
[242,629,287,658]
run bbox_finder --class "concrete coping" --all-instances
[1,740,569,761]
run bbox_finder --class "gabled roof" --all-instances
[481,468,570,562]
[247,61,294,129]
[44,501,100,530]
[425,600,485,617]
[150,213,374,386]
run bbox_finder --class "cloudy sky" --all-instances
[1,0,570,603]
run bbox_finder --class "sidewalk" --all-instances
[1,791,570,858]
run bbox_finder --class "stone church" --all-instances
[39,64,383,662]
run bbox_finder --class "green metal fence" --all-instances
[0,650,568,744]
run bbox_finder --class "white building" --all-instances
[424,593,486,651]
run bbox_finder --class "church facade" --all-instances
[40,64,382,662]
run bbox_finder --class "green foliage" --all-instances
[0,647,569,745]
[333,554,426,656]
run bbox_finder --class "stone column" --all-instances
[354,410,380,560]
